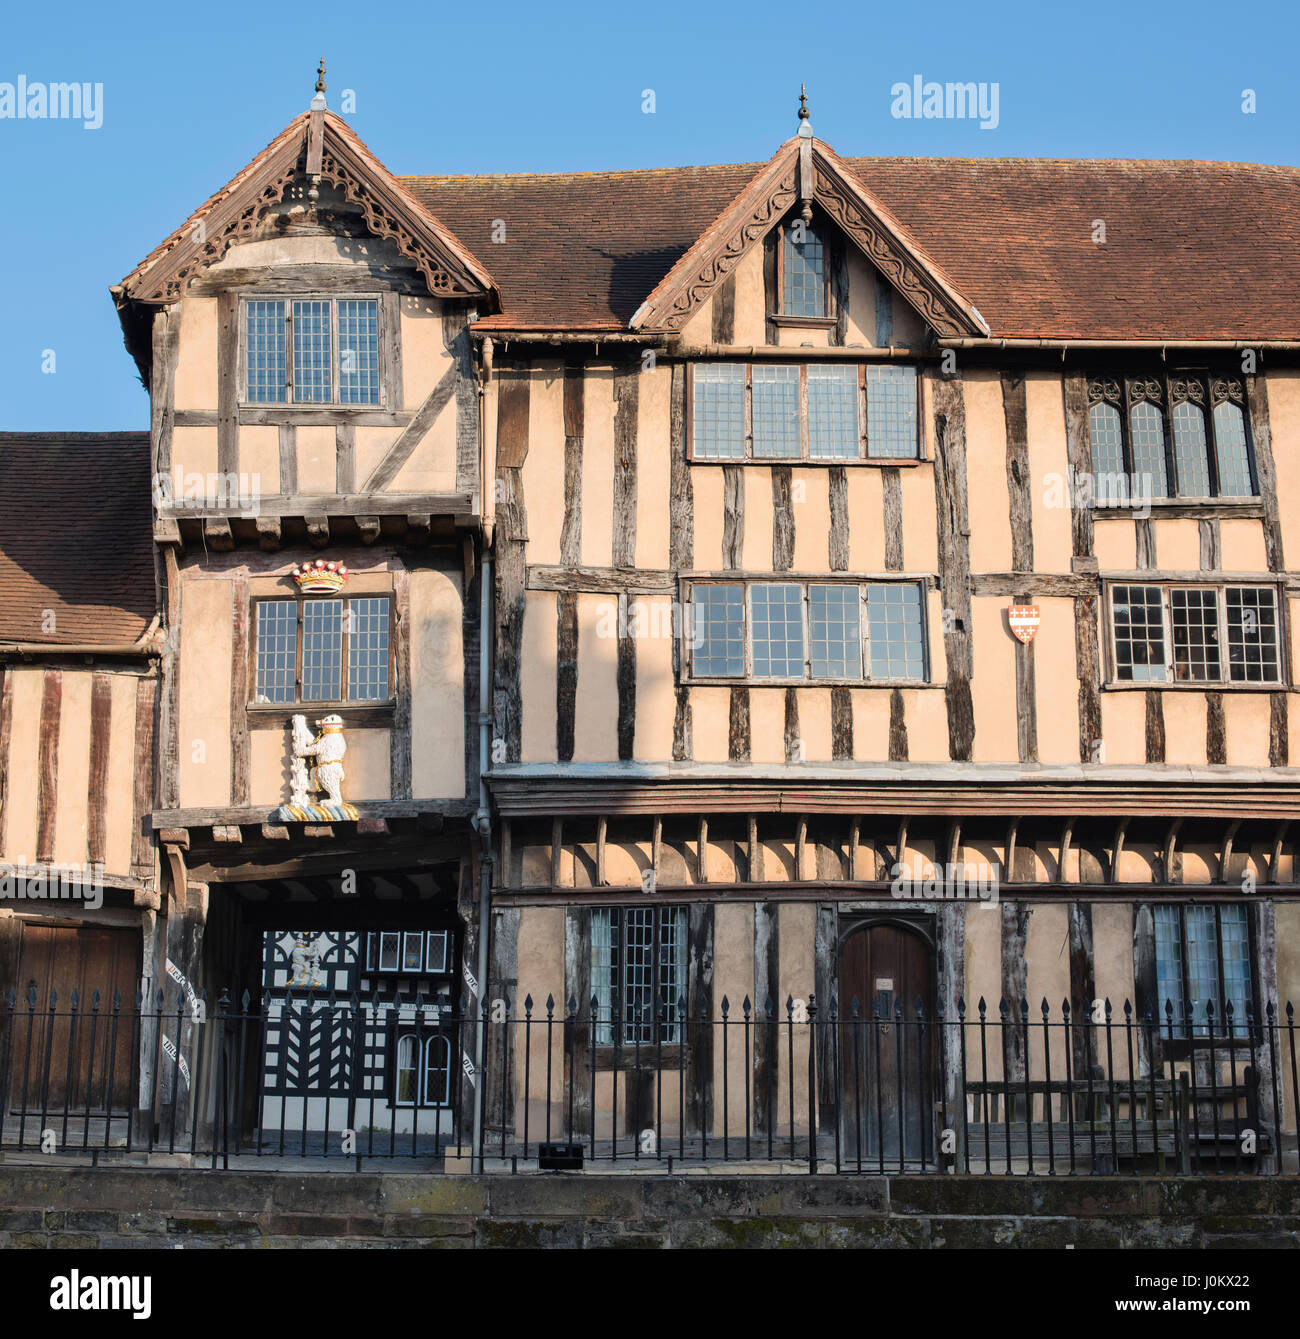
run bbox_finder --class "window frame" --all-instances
[686,361,925,464]
[238,293,388,409]
[1152,903,1259,1051]
[249,592,396,712]
[773,219,834,324]
[1103,581,1286,689]
[682,576,932,686]
[1085,373,1258,502]
[366,929,454,977]
[591,903,689,1052]
[391,1030,453,1107]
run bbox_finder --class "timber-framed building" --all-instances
[2,78,1300,1168]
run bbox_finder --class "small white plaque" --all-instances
[875,977,894,992]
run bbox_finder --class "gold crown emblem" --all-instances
[291,560,349,594]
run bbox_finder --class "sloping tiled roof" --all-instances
[404,154,1300,341]
[0,434,156,645]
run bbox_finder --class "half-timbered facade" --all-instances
[3,82,1300,1167]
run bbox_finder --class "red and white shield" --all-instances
[1007,605,1040,644]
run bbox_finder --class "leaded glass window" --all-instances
[1154,904,1252,1039]
[252,596,393,704]
[783,223,824,317]
[591,906,688,1046]
[242,297,382,406]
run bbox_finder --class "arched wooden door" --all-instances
[838,922,934,1165]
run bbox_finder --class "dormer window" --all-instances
[782,221,825,317]
[242,296,382,405]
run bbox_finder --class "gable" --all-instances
[116,111,497,310]
[630,137,987,339]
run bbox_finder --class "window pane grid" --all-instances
[692,585,745,676]
[1213,402,1253,497]
[865,365,918,459]
[301,600,343,701]
[809,584,862,678]
[1169,588,1220,682]
[254,600,297,702]
[347,596,391,701]
[808,366,859,460]
[1171,401,1211,498]
[1089,401,1124,485]
[245,300,286,403]
[337,299,380,405]
[1128,401,1168,497]
[1225,587,1279,683]
[866,583,925,680]
[1112,585,1167,682]
[292,300,333,404]
[692,581,926,682]
[751,584,804,678]
[692,364,746,459]
[751,365,801,459]
[783,225,824,317]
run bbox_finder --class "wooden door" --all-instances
[838,922,933,1165]
[6,924,139,1113]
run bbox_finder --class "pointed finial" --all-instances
[796,84,813,139]
[311,58,327,111]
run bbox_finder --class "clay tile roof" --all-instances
[404,155,1300,341]
[0,434,157,646]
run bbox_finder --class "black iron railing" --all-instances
[1,986,1297,1175]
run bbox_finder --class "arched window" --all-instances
[1088,400,1124,499]
[782,222,825,317]
[1171,400,1211,497]
[423,1036,451,1106]
[1213,401,1253,496]
[1128,400,1168,496]
[395,1035,418,1105]
[395,1031,452,1106]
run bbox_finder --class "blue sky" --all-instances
[2,0,1297,429]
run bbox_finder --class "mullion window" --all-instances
[243,297,381,406]
[691,363,915,461]
[253,595,392,704]
[1110,584,1281,685]
[1089,374,1257,500]
[689,580,926,683]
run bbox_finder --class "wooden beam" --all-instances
[930,371,974,760]
[651,815,662,885]
[255,515,281,551]
[212,826,242,843]
[130,678,158,883]
[697,816,709,884]
[305,515,330,548]
[404,514,432,546]
[1058,817,1075,883]
[828,466,849,572]
[1219,817,1243,883]
[595,816,607,887]
[356,516,381,545]
[1004,818,1019,882]
[36,669,61,863]
[229,572,250,807]
[772,467,794,571]
[203,518,234,551]
[612,363,638,569]
[1163,818,1183,884]
[882,468,904,571]
[87,673,112,867]
[261,824,290,840]
[362,361,460,492]
[551,816,564,888]
[1109,816,1130,884]
[1269,820,1290,885]
[389,569,412,801]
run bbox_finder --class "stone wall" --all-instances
[0,1169,1296,1248]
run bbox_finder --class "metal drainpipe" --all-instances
[470,535,494,1170]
